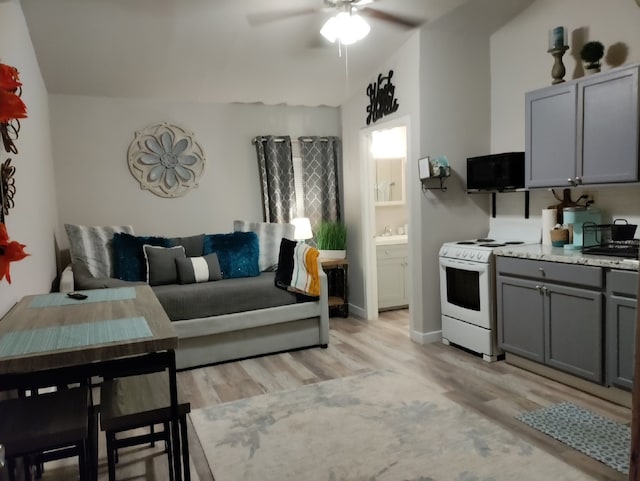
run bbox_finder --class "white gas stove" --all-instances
[439,226,540,361]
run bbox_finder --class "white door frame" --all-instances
[359,115,411,321]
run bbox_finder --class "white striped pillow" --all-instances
[176,253,222,284]
[233,220,295,272]
[65,224,134,278]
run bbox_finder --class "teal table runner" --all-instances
[29,287,137,308]
[0,317,152,358]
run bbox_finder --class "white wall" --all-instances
[491,0,640,229]
[341,33,421,320]
[414,0,536,341]
[50,96,340,245]
[0,0,59,317]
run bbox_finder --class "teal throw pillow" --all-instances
[112,232,172,281]
[203,231,260,279]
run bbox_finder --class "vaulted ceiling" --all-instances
[20,0,527,107]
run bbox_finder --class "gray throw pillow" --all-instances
[143,245,186,286]
[176,253,222,284]
[169,234,205,257]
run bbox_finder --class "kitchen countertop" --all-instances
[494,244,640,271]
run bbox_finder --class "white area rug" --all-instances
[190,370,597,481]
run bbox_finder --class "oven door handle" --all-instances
[439,257,487,272]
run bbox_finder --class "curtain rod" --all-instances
[251,137,334,145]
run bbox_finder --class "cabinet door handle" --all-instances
[575,176,582,185]
[535,284,542,292]
[567,178,576,186]
[541,286,548,294]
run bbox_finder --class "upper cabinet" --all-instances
[525,64,639,188]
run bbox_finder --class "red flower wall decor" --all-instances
[0,222,29,284]
[0,61,27,155]
[0,63,26,122]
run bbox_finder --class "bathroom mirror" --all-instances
[371,125,406,206]
[374,156,405,205]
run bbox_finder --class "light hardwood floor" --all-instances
[44,310,630,481]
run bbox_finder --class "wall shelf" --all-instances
[421,176,448,192]
[466,189,530,218]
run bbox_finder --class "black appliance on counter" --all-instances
[466,152,525,192]
[582,222,640,259]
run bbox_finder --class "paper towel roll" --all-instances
[542,209,557,245]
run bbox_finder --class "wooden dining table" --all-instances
[0,284,185,481]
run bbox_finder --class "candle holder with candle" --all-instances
[548,26,569,84]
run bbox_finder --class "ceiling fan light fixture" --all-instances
[320,11,370,45]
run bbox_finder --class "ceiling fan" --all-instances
[247,1,424,45]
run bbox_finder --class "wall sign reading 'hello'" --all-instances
[366,70,399,125]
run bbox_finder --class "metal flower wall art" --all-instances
[0,61,27,225]
[0,61,29,283]
[127,122,206,198]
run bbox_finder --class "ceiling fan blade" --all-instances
[247,7,320,27]
[359,7,424,29]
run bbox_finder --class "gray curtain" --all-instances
[254,136,296,223]
[299,136,341,231]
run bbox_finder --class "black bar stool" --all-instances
[0,386,92,481]
[100,372,190,481]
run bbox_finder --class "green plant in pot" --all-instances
[315,221,347,259]
[580,41,605,74]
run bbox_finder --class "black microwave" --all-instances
[466,152,525,191]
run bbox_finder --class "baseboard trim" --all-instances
[505,353,632,408]
[410,329,442,345]
[347,304,366,319]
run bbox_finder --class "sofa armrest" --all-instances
[59,264,75,292]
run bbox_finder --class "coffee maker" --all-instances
[563,206,601,250]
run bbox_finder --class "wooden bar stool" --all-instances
[0,386,91,481]
[100,372,191,481]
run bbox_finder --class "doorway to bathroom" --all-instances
[361,117,410,320]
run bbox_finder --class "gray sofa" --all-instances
[60,222,329,370]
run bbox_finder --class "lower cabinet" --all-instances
[606,269,638,391]
[376,244,409,310]
[496,257,604,383]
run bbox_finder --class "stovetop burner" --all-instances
[456,241,477,245]
[504,241,524,245]
[479,243,506,248]
[476,238,494,242]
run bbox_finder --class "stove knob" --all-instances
[469,252,475,259]
[456,250,461,257]
[462,251,468,258]
[441,248,448,256]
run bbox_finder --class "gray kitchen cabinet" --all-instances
[496,275,545,363]
[606,269,638,391]
[544,283,603,383]
[377,243,408,310]
[525,63,639,188]
[525,84,577,188]
[496,256,604,383]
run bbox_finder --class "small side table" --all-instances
[321,258,349,318]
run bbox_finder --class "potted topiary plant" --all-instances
[315,221,347,259]
[580,41,605,74]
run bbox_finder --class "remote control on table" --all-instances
[67,292,88,300]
